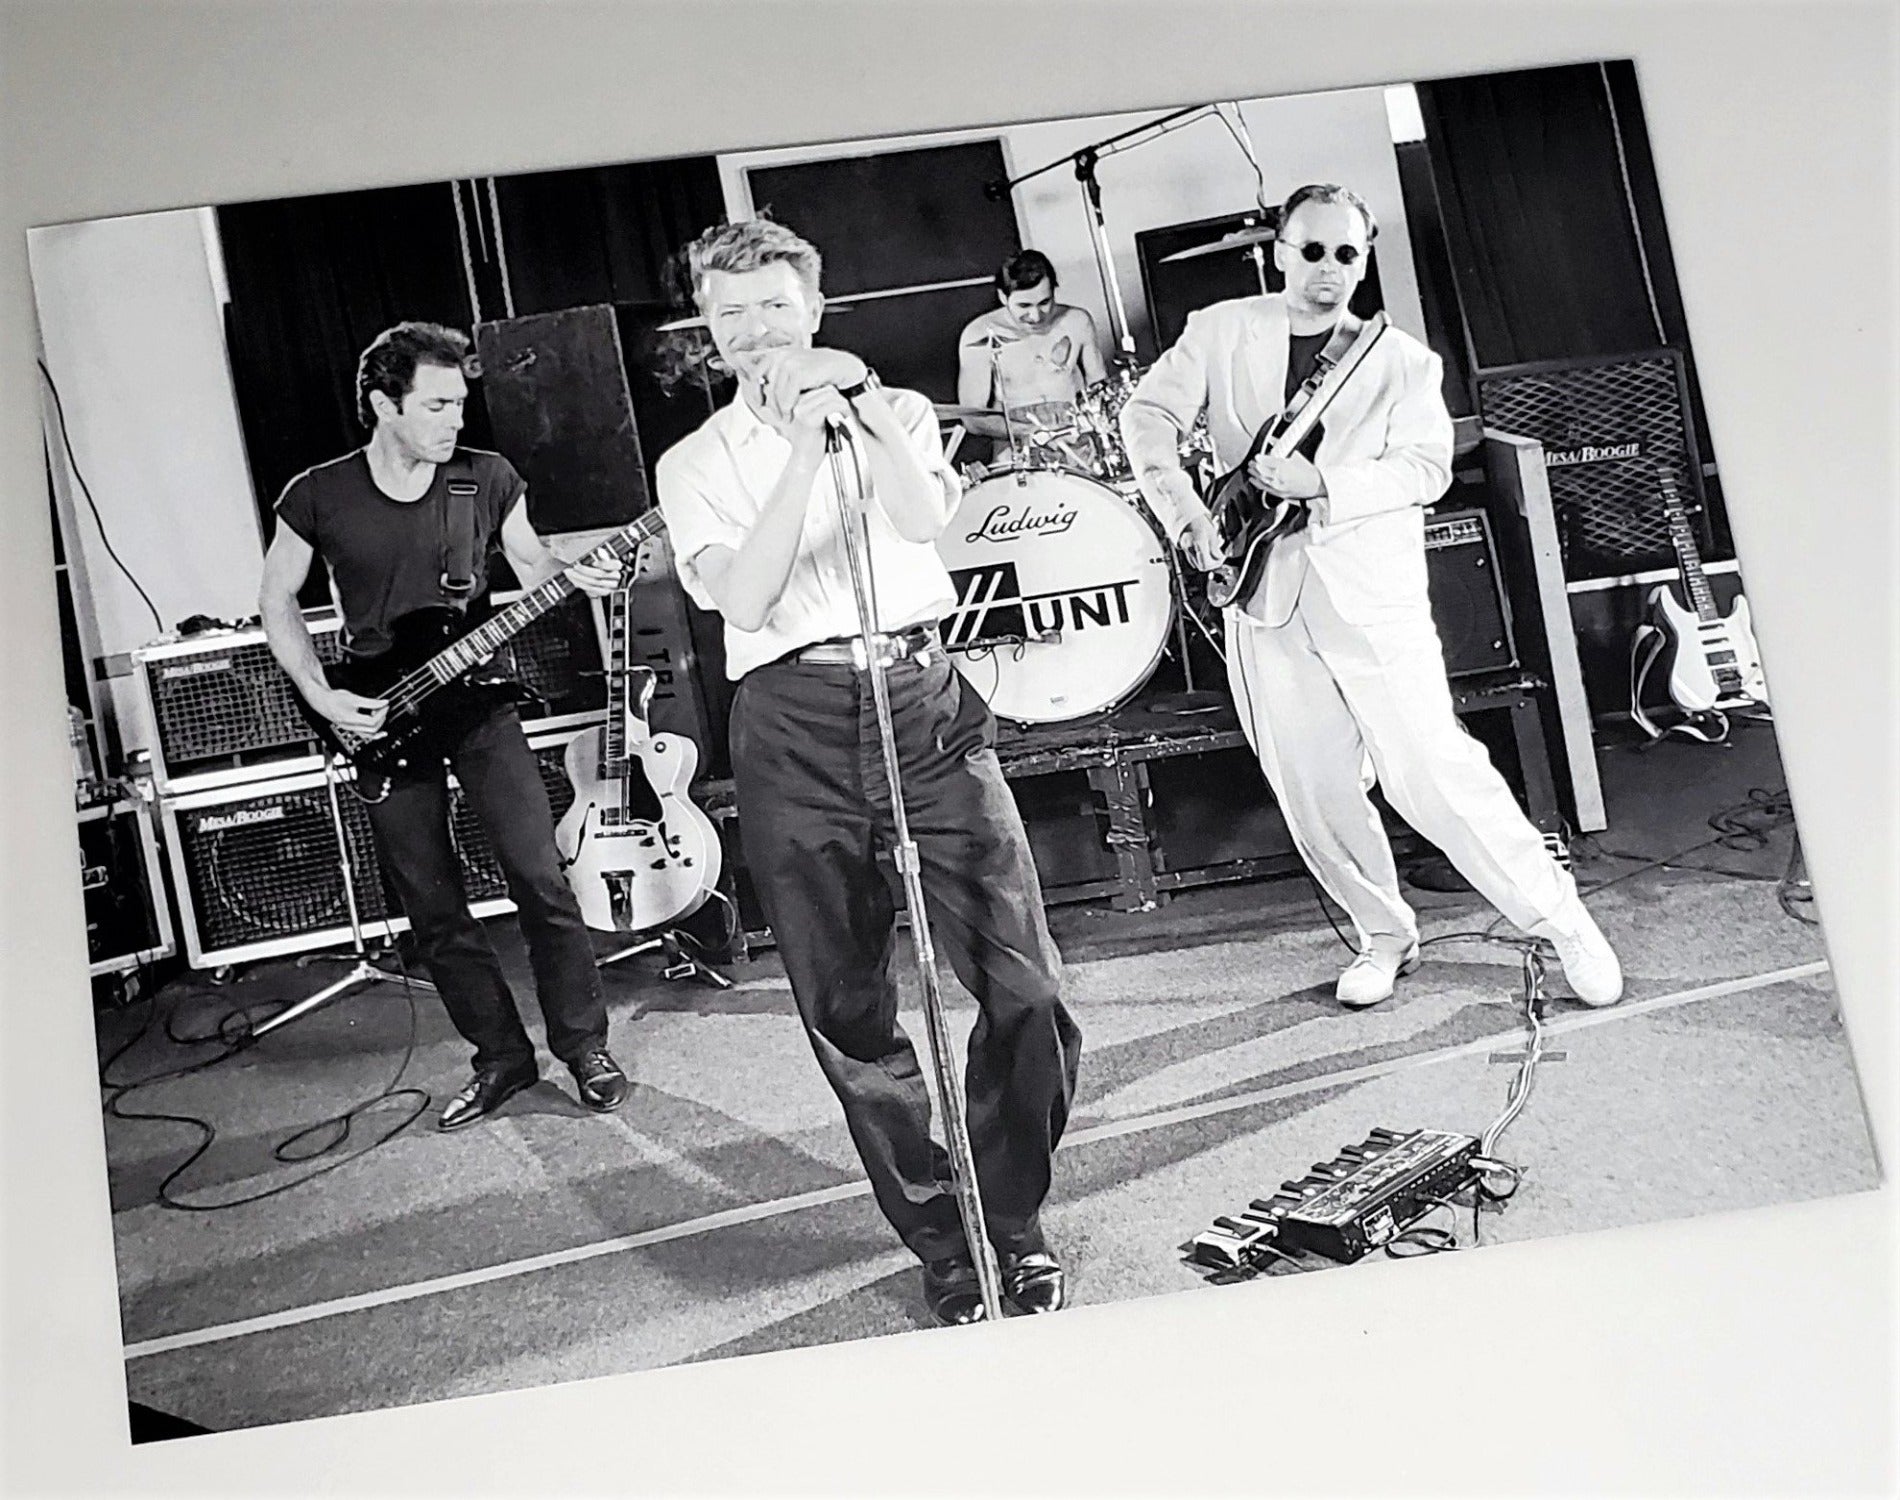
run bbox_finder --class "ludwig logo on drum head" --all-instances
[963,503,1079,545]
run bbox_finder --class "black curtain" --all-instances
[1419,61,1678,365]
[220,160,727,544]
[220,182,485,547]
[1419,59,1723,544]
[495,159,725,314]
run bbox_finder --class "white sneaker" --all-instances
[1531,901,1624,1007]
[1336,945,1421,1009]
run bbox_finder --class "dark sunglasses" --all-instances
[1288,241,1363,266]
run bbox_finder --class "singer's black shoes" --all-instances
[1000,1250,1067,1315]
[921,1255,987,1326]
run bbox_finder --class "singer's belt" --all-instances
[785,624,940,669]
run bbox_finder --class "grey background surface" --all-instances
[1,1,1893,1494]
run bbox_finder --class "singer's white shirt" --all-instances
[656,386,962,681]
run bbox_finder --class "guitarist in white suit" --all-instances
[1121,184,1623,1008]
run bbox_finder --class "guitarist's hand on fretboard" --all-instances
[566,555,630,598]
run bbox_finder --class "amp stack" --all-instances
[131,593,610,972]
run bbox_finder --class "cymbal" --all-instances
[653,304,856,332]
[1159,223,1279,264]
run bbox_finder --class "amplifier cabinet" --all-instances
[160,725,586,969]
[133,592,607,794]
[132,615,343,793]
[76,796,175,976]
[1474,350,1723,582]
[1425,507,1518,678]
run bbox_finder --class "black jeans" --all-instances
[364,705,608,1074]
[730,651,1081,1262]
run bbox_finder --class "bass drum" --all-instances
[936,468,1174,724]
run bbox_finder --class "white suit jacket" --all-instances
[1120,295,1454,627]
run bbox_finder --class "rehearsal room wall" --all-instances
[30,208,263,756]
[716,85,1424,360]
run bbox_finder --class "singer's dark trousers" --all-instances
[365,704,610,1074]
[730,651,1081,1263]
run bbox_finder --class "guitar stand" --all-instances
[597,928,732,990]
[251,758,434,1041]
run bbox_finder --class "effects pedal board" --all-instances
[1187,1127,1485,1271]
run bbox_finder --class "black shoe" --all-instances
[570,1048,629,1113]
[438,1060,538,1132]
[999,1249,1067,1315]
[921,1255,987,1327]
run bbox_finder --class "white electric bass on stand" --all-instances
[1630,458,1767,741]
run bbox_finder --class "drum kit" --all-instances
[933,366,1222,727]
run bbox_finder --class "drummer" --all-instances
[955,250,1106,469]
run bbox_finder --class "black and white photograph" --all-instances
[2,3,1893,1494]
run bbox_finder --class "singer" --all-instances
[654,218,1082,1326]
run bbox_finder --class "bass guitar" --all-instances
[553,586,721,933]
[1203,311,1389,610]
[294,509,666,797]
[1631,457,1767,736]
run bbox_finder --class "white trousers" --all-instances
[1225,577,1576,954]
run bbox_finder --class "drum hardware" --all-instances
[988,104,1214,368]
[1158,217,1279,286]
[823,413,1006,1324]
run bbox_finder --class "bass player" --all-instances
[259,321,633,1132]
[1120,183,1624,1010]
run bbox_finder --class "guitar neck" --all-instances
[602,590,629,775]
[1656,468,1719,622]
[395,511,663,711]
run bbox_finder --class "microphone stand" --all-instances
[994,103,1208,370]
[252,756,433,1039]
[822,413,1006,1324]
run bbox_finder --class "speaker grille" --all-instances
[1475,352,1713,579]
[497,592,606,720]
[142,629,342,780]
[139,593,604,789]
[175,781,387,952]
[448,735,579,900]
[170,733,579,965]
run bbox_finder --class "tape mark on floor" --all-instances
[124,959,1827,1362]
[1063,961,1830,1149]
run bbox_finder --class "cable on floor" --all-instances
[100,952,433,1211]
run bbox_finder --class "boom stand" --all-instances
[252,756,433,1039]
[825,418,1007,1323]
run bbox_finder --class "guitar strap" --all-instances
[1230,313,1368,476]
[438,453,480,607]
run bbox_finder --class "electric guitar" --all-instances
[294,509,666,796]
[1204,311,1389,610]
[1640,459,1767,714]
[552,588,721,933]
